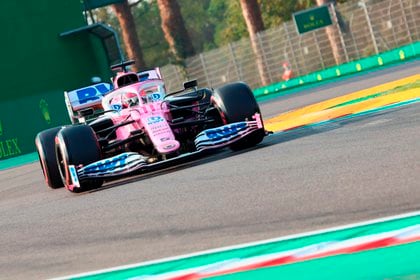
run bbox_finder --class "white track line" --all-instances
[51,210,420,280]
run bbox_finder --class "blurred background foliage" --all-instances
[92,0,348,67]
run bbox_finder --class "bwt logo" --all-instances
[147,116,164,125]
[148,93,163,102]
[84,154,129,173]
[112,104,122,112]
[205,123,247,139]
[76,83,111,104]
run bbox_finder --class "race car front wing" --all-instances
[194,114,262,151]
[69,113,264,188]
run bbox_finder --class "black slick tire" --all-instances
[35,127,64,189]
[55,125,103,192]
[212,82,265,150]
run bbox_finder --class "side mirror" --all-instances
[183,80,197,89]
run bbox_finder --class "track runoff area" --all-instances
[54,75,420,279]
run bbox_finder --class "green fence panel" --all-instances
[254,42,420,98]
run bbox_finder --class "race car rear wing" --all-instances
[64,82,112,124]
[64,68,162,124]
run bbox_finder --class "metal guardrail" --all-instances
[160,0,419,92]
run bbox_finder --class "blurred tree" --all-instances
[208,0,247,46]
[260,0,316,27]
[93,0,350,68]
[131,2,170,66]
[156,0,195,64]
[316,0,346,64]
[208,0,322,47]
[239,0,269,85]
[178,0,215,52]
[112,0,145,71]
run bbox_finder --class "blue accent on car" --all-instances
[69,165,79,186]
[194,121,259,151]
[147,116,164,125]
[76,87,98,104]
[112,104,122,111]
[203,122,247,139]
[76,83,111,104]
[95,83,111,94]
[83,153,131,173]
[148,93,163,102]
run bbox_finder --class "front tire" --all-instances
[35,127,64,189]
[212,82,265,150]
[55,125,103,192]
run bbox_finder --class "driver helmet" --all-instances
[122,92,139,108]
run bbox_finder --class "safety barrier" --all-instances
[253,42,420,97]
[0,91,69,162]
[162,0,419,92]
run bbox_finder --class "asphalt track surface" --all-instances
[0,61,419,279]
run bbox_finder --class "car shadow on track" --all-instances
[262,107,402,145]
[87,150,233,193]
[85,107,402,194]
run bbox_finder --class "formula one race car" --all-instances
[35,60,266,193]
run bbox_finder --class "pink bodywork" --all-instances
[101,69,180,154]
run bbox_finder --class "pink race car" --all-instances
[35,60,266,193]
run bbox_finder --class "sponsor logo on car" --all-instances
[147,92,163,102]
[81,153,147,175]
[76,83,111,104]
[68,165,80,189]
[204,122,247,139]
[163,144,176,150]
[83,153,131,173]
[112,104,122,112]
[147,116,164,125]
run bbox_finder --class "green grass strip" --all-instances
[70,215,420,279]
[210,241,420,280]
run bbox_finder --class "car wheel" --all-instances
[212,82,265,151]
[55,125,103,192]
[35,127,64,189]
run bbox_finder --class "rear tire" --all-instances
[212,82,265,151]
[35,127,64,189]
[55,125,103,192]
